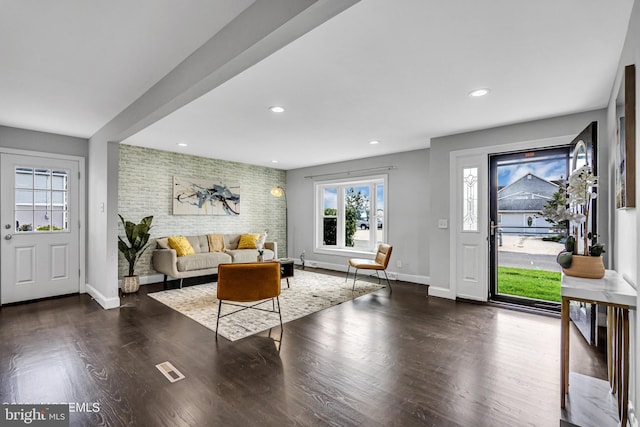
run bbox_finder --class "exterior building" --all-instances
[497,173,558,236]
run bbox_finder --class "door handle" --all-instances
[4,234,12,240]
[490,221,500,236]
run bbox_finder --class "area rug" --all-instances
[147,269,386,341]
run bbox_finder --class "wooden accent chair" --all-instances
[345,243,393,292]
[215,262,282,337]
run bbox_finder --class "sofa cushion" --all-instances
[176,252,232,272]
[186,235,208,253]
[225,234,241,250]
[238,233,262,249]
[168,236,195,257]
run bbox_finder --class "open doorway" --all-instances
[488,146,570,311]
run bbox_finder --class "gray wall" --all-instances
[287,149,430,283]
[429,109,608,292]
[0,125,88,158]
[118,144,286,278]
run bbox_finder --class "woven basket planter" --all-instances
[122,275,140,293]
[562,255,605,279]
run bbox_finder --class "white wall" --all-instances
[429,109,608,294]
[607,1,640,424]
[287,149,430,284]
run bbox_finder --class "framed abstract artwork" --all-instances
[172,176,240,215]
[615,64,636,209]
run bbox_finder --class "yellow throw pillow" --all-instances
[168,236,195,257]
[237,233,261,249]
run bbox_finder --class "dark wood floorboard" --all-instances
[0,268,606,427]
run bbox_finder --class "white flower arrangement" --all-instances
[565,165,598,256]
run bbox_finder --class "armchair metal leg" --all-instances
[375,271,381,284]
[179,278,184,289]
[276,296,283,330]
[345,265,351,282]
[383,270,392,293]
[215,300,222,338]
[352,269,359,291]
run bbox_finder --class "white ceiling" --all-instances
[0,1,634,170]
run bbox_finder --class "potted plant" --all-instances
[118,214,153,292]
[257,243,265,262]
[555,165,605,278]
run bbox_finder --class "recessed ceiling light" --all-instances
[269,106,285,113]
[177,142,188,147]
[469,88,490,97]
[271,160,279,163]
[369,140,380,145]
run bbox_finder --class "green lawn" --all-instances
[497,266,561,302]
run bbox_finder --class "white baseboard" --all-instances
[296,259,430,286]
[85,283,120,309]
[427,286,455,300]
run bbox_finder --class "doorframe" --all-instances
[449,135,572,300]
[487,145,571,309]
[0,147,86,295]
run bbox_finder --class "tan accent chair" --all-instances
[215,262,282,337]
[346,244,393,292]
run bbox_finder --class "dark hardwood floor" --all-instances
[0,268,606,426]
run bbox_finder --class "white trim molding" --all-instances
[86,283,120,309]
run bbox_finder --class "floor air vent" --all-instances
[155,361,185,383]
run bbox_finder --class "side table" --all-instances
[275,258,294,288]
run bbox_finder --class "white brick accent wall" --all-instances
[118,144,286,277]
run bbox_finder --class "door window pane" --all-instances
[15,169,33,188]
[14,167,69,232]
[463,167,478,231]
[52,172,67,190]
[34,170,51,189]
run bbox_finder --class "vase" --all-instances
[122,275,140,293]
[257,255,264,262]
[562,255,605,279]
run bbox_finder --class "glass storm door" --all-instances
[488,147,570,311]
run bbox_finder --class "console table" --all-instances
[561,270,637,426]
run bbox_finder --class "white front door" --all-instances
[1,153,80,304]
[450,152,488,301]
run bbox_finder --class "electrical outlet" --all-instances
[438,219,448,229]
[396,260,402,268]
[387,272,397,280]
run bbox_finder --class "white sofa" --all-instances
[152,234,277,288]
